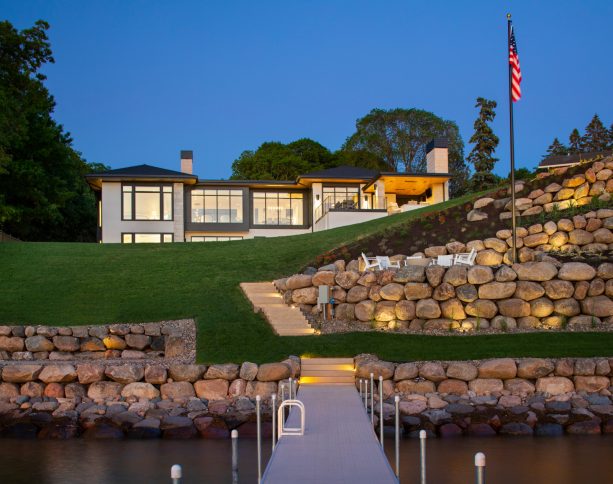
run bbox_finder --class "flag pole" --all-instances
[507,13,517,264]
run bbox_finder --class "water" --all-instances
[0,436,611,483]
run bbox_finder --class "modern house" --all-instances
[538,150,613,171]
[86,139,452,243]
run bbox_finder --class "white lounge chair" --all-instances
[361,252,382,271]
[435,254,454,267]
[453,248,477,266]
[376,256,401,269]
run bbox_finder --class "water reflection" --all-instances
[0,436,611,483]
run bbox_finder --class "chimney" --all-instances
[425,138,448,174]
[180,150,193,175]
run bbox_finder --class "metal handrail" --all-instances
[277,399,305,437]
[315,195,388,222]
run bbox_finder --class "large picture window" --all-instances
[252,192,304,226]
[191,189,243,223]
[122,233,173,243]
[122,185,172,221]
[323,186,360,209]
[190,236,243,242]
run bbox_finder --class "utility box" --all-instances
[318,285,330,305]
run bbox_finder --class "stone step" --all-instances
[301,357,354,366]
[300,375,356,384]
[299,363,355,372]
[301,369,354,377]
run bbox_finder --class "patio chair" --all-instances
[361,252,382,271]
[376,256,401,269]
[453,248,477,266]
[435,254,454,267]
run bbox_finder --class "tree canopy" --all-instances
[466,97,499,189]
[546,114,612,158]
[0,20,105,241]
[543,137,567,158]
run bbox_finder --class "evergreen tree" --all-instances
[568,128,582,153]
[467,97,499,189]
[543,138,567,158]
[581,114,609,152]
[608,123,613,150]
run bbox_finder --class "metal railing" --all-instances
[314,195,388,222]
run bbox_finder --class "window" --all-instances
[191,236,243,242]
[122,233,173,243]
[252,192,304,226]
[191,189,243,223]
[122,185,173,221]
[323,186,360,209]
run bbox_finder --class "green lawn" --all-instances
[1,193,612,363]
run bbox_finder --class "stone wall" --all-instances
[275,260,613,332]
[468,158,613,222]
[0,358,299,439]
[356,354,613,436]
[0,320,195,363]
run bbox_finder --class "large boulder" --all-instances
[38,364,77,383]
[478,282,516,300]
[311,271,336,286]
[121,382,160,400]
[425,266,446,287]
[475,249,503,266]
[379,283,405,301]
[205,364,239,380]
[438,379,469,395]
[292,287,318,304]
[1,364,42,383]
[535,377,574,395]
[553,298,580,317]
[484,237,508,253]
[432,282,455,301]
[504,378,536,394]
[336,303,356,321]
[160,381,196,400]
[543,280,575,299]
[399,265,426,283]
[443,266,468,286]
[574,376,611,392]
[581,296,613,318]
[395,300,416,321]
[256,363,291,382]
[530,298,554,317]
[440,299,466,320]
[239,362,258,381]
[478,358,517,379]
[497,299,530,318]
[465,300,498,319]
[168,365,205,383]
[355,300,376,321]
[446,362,478,381]
[25,335,54,352]
[346,285,369,303]
[467,266,494,285]
[415,299,441,319]
[0,336,25,352]
[335,271,361,289]
[512,262,558,281]
[355,359,395,379]
[394,363,418,380]
[374,301,397,321]
[456,284,478,303]
[194,379,229,400]
[404,283,432,300]
[558,262,597,281]
[514,281,545,301]
[105,365,144,384]
[286,274,313,289]
[468,379,503,395]
[419,362,447,382]
[517,359,554,379]
[396,380,436,394]
[88,381,124,400]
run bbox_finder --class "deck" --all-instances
[262,384,398,484]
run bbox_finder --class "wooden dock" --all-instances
[262,384,398,483]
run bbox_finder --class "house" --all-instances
[538,151,612,171]
[86,139,452,243]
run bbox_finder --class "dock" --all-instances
[262,358,398,483]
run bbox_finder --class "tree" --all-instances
[581,114,609,152]
[342,108,468,196]
[543,138,567,158]
[0,20,103,241]
[568,128,582,154]
[466,97,499,189]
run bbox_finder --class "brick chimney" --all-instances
[425,138,449,174]
[180,150,193,175]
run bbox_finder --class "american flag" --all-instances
[509,26,522,102]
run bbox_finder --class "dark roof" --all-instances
[298,165,380,180]
[426,137,449,152]
[539,151,612,168]
[89,164,196,178]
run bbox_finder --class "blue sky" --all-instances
[3,0,612,179]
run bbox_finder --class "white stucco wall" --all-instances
[314,211,387,232]
[101,182,176,243]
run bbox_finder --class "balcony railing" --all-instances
[314,195,387,222]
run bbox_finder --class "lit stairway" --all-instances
[240,282,315,336]
[300,357,355,385]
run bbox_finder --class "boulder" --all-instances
[335,271,361,289]
[491,315,517,330]
[415,299,441,319]
[574,376,610,393]
[335,303,355,321]
[396,380,436,394]
[530,298,554,317]
[475,250,503,266]
[25,335,54,352]
[419,362,446,382]
[356,359,395,379]
[497,299,530,318]
[374,301,397,321]
[404,283,432,300]
[0,336,25,352]
[144,365,167,384]
[205,364,239,380]
[467,266,494,285]
[121,382,160,400]
[424,246,447,257]
[593,228,613,244]
[517,359,554,379]
[1,364,42,383]
[484,238,508,253]
[440,299,466,320]
[38,364,77,383]
[256,363,291,382]
[160,381,196,400]
[443,266,468,286]
[286,274,313,289]
[194,379,229,400]
[87,381,124,400]
[395,300,416,321]
[379,283,405,301]
[399,265,427,283]
[558,262,597,281]
[437,379,468,395]
[478,358,517,379]
[504,378,536,394]
[478,282,516,300]
[292,287,318,304]
[355,300,376,321]
[423,319,453,330]
[311,271,336,286]
[76,364,105,384]
[432,282,455,301]
[456,284,478,303]
[543,280,575,299]
[474,197,495,209]
[80,337,106,352]
[356,272,378,287]
[468,379,504,395]
[564,174,586,188]
[105,365,144,384]
[168,364,205,382]
[394,363,418,380]
[446,362,478,381]
[514,281,545,301]
[597,263,613,280]
[535,377,574,395]
[513,262,558,281]
[346,285,369,303]
[581,296,613,318]
[553,298,580,317]
[53,336,80,352]
[465,300,498,319]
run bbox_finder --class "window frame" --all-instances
[250,190,308,228]
[190,188,244,224]
[121,232,174,244]
[121,183,174,222]
[190,235,243,242]
[322,184,362,209]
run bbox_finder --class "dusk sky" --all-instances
[3,0,612,179]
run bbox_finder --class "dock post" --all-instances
[288,378,293,400]
[271,394,277,450]
[171,464,182,484]
[379,375,384,447]
[231,429,239,484]
[359,378,363,399]
[475,452,485,484]
[419,429,427,484]
[394,395,400,478]
[364,379,368,409]
[370,373,374,426]
[256,395,262,484]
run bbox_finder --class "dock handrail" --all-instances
[277,399,305,437]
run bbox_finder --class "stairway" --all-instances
[300,357,355,385]
[240,282,315,336]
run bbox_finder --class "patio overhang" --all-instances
[362,173,451,196]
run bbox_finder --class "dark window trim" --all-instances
[250,189,310,229]
[190,187,244,224]
[190,235,244,242]
[322,184,363,208]
[184,186,250,232]
[121,182,174,222]
[121,232,174,243]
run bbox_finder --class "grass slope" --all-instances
[1,192,612,363]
